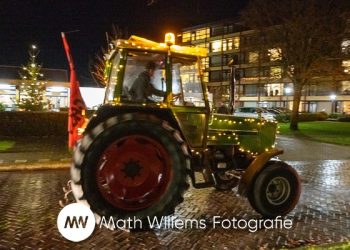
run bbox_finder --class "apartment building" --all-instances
[178,19,350,114]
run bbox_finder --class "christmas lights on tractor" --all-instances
[69,33,301,226]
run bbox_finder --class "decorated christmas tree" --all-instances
[16,45,47,111]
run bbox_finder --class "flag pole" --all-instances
[61,31,87,149]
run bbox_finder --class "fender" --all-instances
[237,148,283,196]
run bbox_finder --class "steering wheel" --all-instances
[172,93,182,102]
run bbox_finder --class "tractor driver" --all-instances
[129,61,166,102]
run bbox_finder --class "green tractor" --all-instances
[70,34,301,224]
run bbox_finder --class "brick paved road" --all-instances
[0,160,349,249]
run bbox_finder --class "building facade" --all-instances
[0,65,69,110]
[179,19,350,114]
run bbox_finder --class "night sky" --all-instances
[0,0,246,86]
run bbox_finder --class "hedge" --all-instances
[338,116,350,122]
[0,111,68,136]
[329,113,350,122]
[299,112,328,122]
[275,112,328,123]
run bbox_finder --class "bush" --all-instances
[275,112,328,123]
[328,113,350,122]
[275,113,290,123]
[298,112,328,122]
[0,111,68,136]
[338,116,350,122]
[0,103,5,112]
[328,113,342,119]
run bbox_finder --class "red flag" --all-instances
[61,32,87,149]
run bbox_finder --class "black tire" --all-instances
[70,114,189,228]
[248,162,301,218]
[214,171,239,191]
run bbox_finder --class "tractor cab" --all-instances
[103,34,210,149]
[104,34,208,108]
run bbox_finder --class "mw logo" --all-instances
[64,216,89,229]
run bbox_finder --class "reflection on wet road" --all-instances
[277,135,350,161]
[0,136,349,249]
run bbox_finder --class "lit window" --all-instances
[233,37,240,49]
[266,83,283,96]
[226,38,233,50]
[342,60,350,74]
[342,40,350,54]
[191,32,196,41]
[195,28,210,40]
[222,38,236,51]
[211,40,222,52]
[202,72,209,83]
[248,51,259,63]
[268,48,281,61]
[270,66,282,78]
[182,32,191,43]
[222,40,227,51]
[201,57,209,69]
[341,81,350,95]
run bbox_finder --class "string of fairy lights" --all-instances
[103,34,280,157]
[207,116,279,156]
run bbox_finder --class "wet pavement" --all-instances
[0,136,349,249]
[0,161,349,249]
[277,135,350,161]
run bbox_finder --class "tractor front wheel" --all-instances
[248,162,301,218]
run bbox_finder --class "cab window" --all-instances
[172,56,205,107]
[105,51,121,102]
[122,51,166,102]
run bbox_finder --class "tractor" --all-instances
[70,33,301,225]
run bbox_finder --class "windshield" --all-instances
[172,56,205,107]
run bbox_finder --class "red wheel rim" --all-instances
[96,135,173,211]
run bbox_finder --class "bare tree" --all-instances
[90,25,124,87]
[240,0,348,130]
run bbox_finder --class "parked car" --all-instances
[233,107,276,120]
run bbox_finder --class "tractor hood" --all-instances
[208,114,278,155]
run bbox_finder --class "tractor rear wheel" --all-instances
[70,114,189,228]
[248,162,301,218]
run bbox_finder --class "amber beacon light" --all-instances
[165,33,175,46]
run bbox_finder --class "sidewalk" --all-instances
[0,136,71,168]
[1,135,350,171]
[276,135,350,161]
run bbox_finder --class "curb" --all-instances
[0,157,71,165]
[0,161,71,171]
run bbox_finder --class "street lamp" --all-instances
[285,87,292,94]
